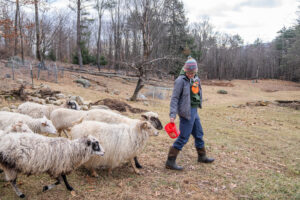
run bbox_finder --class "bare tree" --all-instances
[94,0,112,71]
[76,0,83,67]
[34,0,42,61]
[14,0,19,56]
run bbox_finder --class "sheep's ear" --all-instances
[141,114,148,120]
[87,140,91,146]
[11,124,18,132]
[140,121,148,129]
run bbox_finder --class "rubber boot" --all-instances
[197,147,214,163]
[165,146,183,170]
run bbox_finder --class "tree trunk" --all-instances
[18,8,24,64]
[77,0,83,68]
[96,12,102,71]
[14,0,19,56]
[130,67,144,101]
[130,0,150,101]
[256,65,260,83]
[34,0,41,61]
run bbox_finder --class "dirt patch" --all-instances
[202,80,234,87]
[275,100,300,110]
[263,89,279,92]
[256,79,300,92]
[91,98,147,113]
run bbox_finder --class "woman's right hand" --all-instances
[170,118,175,123]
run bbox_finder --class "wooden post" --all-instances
[12,61,15,80]
[30,63,34,86]
[61,66,64,77]
[38,67,40,80]
[48,64,50,79]
[54,63,58,83]
[153,86,155,99]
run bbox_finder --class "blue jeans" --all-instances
[173,107,205,150]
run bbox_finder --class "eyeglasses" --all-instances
[186,72,196,75]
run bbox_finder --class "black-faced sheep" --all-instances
[0,132,104,198]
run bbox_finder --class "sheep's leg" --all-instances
[90,169,99,178]
[62,130,69,138]
[130,158,140,174]
[43,177,61,192]
[108,168,113,175]
[10,179,25,198]
[134,156,143,169]
[61,175,73,191]
[58,129,62,137]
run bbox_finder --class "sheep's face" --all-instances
[141,112,163,130]
[86,136,105,156]
[66,100,80,110]
[140,121,159,136]
[9,121,32,133]
[40,116,57,134]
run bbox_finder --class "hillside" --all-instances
[0,63,300,200]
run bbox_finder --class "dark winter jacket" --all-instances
[169,73,202,120]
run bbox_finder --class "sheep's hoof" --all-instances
[71,190,77,197]
[136,164,143,169]
[90,170,99,178]
[20,194,25,198]
[42,186,48,192]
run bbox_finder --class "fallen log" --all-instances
[276,100,300,104]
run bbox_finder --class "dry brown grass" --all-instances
[0,64,300,200]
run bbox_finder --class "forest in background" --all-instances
[0,0,300,83]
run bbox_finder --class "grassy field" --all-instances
[0,67,300,200]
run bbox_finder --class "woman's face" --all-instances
[186,71,196,79]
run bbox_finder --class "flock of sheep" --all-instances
[0,100,163,198]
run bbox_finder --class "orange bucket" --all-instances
[164,122,180,139]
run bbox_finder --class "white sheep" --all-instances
[17,100,80,119]
[49,108,87,136]
[0,111,57,135]
[83,109,163,168]
[85,109,163,129]
[50,108,163,167]
[0,121,34,174]
[3,121,34,134]
[0,132,104,198]
[70,120,158,177]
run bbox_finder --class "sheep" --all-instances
[0,111,57,135]
[17,100,80,119]
[50,108,163,167]
[0,121,34,174]
[3,121,34,134]
[70,120,158,177]
[0,132,104,198]
[140,111,163,130]
[85,109,163,129]
[83,109,163,168]
[50,108,87,136]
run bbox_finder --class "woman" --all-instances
[166,56,214,170]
